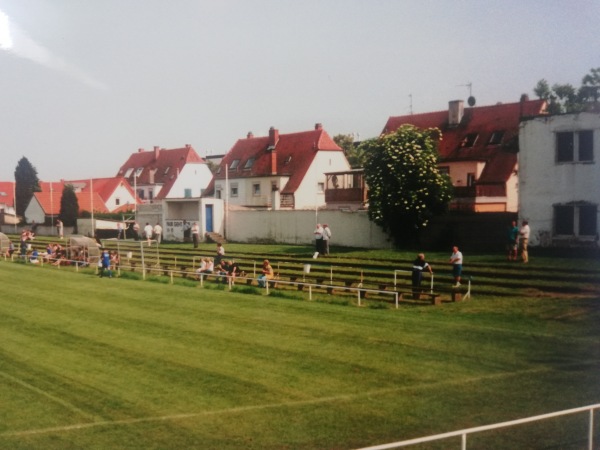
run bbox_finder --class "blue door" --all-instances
[205,205,213,232]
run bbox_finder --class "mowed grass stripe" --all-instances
[1,262,599,449]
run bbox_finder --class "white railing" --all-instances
[357,403,600,450]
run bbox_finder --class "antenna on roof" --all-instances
[458,82,476,106]
[409,94,413,115]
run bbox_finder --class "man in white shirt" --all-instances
[153,223,163,244]
[144,223,154,246]
[449,246,463,287]
[519,220,530,263]
[322,224,332,256]
[191,222,200,248]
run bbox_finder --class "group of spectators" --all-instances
[506,220,531,263]
[313,223,332,257]
[195,243,246,284]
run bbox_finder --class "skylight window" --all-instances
[488,131,504,145]
[243,157,255,169]
[164,166,170,175]
[229,159,240,170]
[461,133,478,148]
[284,156,292,165]
[135,167,144,177]
[124,168,134,178]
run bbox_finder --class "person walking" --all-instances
[449,246,463,287]
[519,220,530,263]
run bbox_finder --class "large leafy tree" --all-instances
[362,124,452,246]
[333,133,364,168]
[534,67,600,114]
[59,184,79,227]
[14,157,41,218]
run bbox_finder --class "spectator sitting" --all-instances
[29,248,40,264]
[257,259,274,288]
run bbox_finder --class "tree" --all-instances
[59,184,79,228]
[533,67,600,113]
[333,134,364,168]
[14,157,41,218]
[362,124,453,246]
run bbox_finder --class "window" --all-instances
[461,133,478,148]
[243,158,255,169]
[184,188,192,198]
[556,130,594,162]
[215,166,221,174]
[115,198,120,206]
[317,182,325,193]
[137,189,144,199]
[215,188,222,199]
[466,173,476,187]
[229,159,240,170]
[124,168,134,178]
[284,155,292,165]
[135,167,144,177]
[252,183,261,196]
[438,166,450,175]
[488,131,505,145]
[554,204,597,236]
[230,183,238,197]
[164,166,170,175]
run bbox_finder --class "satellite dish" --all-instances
[468,96,476,107]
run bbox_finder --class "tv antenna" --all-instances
[458,82,476,106]
[409,94,413,115]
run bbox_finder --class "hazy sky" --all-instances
[0,0,598,181]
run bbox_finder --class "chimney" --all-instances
[153,145,160,160]
[268,126,279,147]
[519,93,529,118]
[138,148,144,153]
[448,100,464,126]
[247,131,254,139]
[268,127,278,175]
[315,123,323,130]
[185,144,191,149]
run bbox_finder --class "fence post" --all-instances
[170,270,173,284]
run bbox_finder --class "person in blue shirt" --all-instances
[99,248,112,278]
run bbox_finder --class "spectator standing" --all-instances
[99,248,112,278]
[214,242,225,266]
[322,224,332,256]
[506,220,519,261]
[449,246,463,287]
[117,222,124,240]
[313,224,324,257]
[411,253,433,290]
[132,222,140,240]
[183,220,191,242]
[153,222,163,244]
[191,222,200,248]
[144,223,154,246]
[519,220,530,263]
[56,219,64,239]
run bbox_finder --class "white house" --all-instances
[117,145,213,203]
[519,111,600,247]
[206,124,351,209]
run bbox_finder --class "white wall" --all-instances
[24,198,45,224]
[226,209,391,248]
[293,152,351,209]
[519,112,600,246]
[166,163,213,198]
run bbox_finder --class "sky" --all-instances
[0,0,598,182]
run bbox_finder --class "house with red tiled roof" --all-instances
[116,145,212,203]
[0,181,17,224]
[206,124,351,209]
[65,177,138,213]
[24,181,109,224]
[382,96,547,212]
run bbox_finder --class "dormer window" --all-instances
[124,168,134,178]
[244,157,255,169]
[284,156,292,165]
[461,133,478,148]
[488,131,505,145]
[135,167,144,177]
[229,159,240,170]
[164,166,170,175]
[215,166,222,174]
